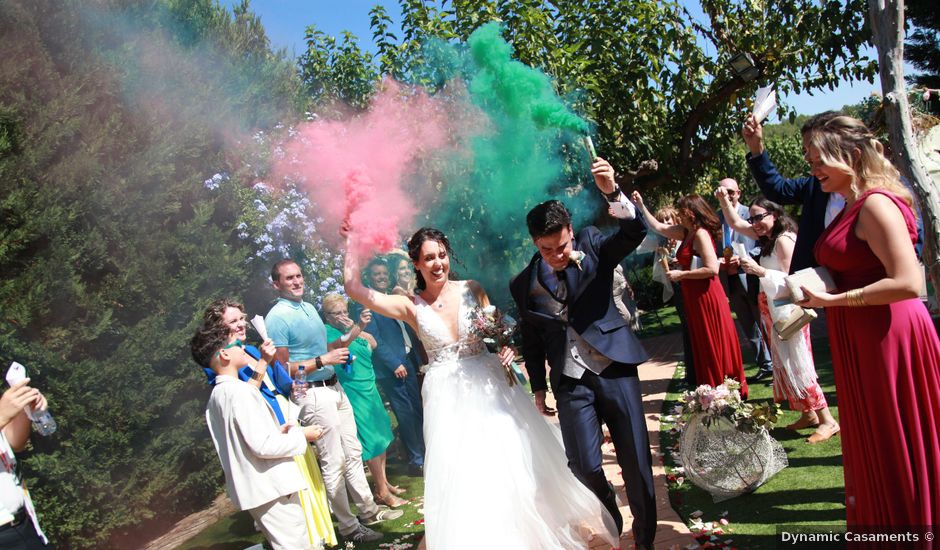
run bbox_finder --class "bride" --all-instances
[344,227,619,549]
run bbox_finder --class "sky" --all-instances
[227,0,883,118]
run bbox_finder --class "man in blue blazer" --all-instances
[509,158,656,549]
[364,259,426,476]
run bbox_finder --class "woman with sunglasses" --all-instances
[715,191,839,443]
[199,299,336,548]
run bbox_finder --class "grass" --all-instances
[176,459,427,550]
[658,335,847,549]
[636,305,682,338]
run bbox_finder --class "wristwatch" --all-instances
[603,185,622,202]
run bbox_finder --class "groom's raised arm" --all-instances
[589,158,647,265]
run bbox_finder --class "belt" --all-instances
[0,508,26,531]
[309,374,338,388]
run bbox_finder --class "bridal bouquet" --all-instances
[677,378,787,502]
[469,305,525,385]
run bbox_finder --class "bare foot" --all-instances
[387,483,407,496]
[807,423,840,444]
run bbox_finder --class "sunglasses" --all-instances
[746,212,772,224]
[215,339,245,357]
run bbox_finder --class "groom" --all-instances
[509,158,656,549]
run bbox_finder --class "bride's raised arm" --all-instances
[343,249,417,328]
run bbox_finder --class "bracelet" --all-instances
[315,356,323,369]
[602,185,621,201]
[250,369,265,382]
[846,288,867,307]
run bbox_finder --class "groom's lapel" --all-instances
[566,245,597,305]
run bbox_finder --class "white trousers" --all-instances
[295,383,379,535]
[248,492,313,550]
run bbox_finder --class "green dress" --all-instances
[326,325,394,461]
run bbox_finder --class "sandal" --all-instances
[807,424,840,444]
[786,413,820,431]
[375,493,408,508]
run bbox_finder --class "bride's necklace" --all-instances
[430,281,452,309]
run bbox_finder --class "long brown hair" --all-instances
[676,194,721,240]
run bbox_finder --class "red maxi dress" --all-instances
[814,189,940,527]
[677,229,747,399]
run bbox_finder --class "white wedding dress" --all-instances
[416,281,619,549]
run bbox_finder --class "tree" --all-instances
[905,0,940,90]
[301,0,876,197]
[869,0,940,299]
[0,0,303,546]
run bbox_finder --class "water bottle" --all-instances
[291,365,308,400]
[342,354,356,374]
[26,406,56,436]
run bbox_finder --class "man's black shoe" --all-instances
[753,368,773,381]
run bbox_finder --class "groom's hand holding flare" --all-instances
[590,157,617,195]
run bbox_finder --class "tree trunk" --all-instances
[868,0,940,306]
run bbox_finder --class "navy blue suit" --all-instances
[367,311,425,467]
[509,214,656,547]
[747,151,924,271]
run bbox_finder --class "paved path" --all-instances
[544,331,697,550]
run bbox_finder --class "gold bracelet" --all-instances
[846,288,867,307]
[250,369,265,381]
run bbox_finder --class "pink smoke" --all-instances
[275,79,453,261]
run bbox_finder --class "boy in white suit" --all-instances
[191,325,324,550]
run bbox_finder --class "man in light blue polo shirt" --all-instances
[266,259,401,544]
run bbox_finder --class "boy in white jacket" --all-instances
[191,325,323,550]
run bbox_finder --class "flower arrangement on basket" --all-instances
[469,305,526,386]
[679,378,779,433]
[676,378,787,502]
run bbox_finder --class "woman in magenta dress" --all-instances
[634,192,747,399]
[799,115,940,528]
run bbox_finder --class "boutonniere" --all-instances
[569,250,586,271]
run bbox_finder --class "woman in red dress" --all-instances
[634,192,747,399]
[799,115,940,528]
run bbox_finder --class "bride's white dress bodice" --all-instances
[414,281,484,365]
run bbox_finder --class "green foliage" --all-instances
[0,0,303,546]
[905,0,940,92]
[297,0,876,204]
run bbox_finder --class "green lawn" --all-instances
[659,338,847,549]
[176,460,427,550]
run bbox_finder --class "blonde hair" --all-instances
[805,115,914,209]
[654,206,679,224]
[321,293,347,313]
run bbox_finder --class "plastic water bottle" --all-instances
[26,406,56,436]
[342,354,356,374]
[291,365,308,400]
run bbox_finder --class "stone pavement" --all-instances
[544,331,697,550]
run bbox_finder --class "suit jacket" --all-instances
[510,215,650,393]
[747,151,829,272]
[205,375,307,510]
[367,312,423,380]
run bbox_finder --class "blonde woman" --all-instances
[797,115,940,528]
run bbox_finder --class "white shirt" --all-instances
[205,375,307,510]
[824,193,846,227]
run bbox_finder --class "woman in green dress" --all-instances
[321,293,407,508]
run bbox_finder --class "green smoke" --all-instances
[414,22,600,308]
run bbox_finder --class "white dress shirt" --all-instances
[206,375,307,510]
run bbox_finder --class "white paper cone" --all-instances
[753,86,777,123]
[6,362,26,385]
[250,315,268,341]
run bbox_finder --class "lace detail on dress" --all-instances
[415,281,485,365]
